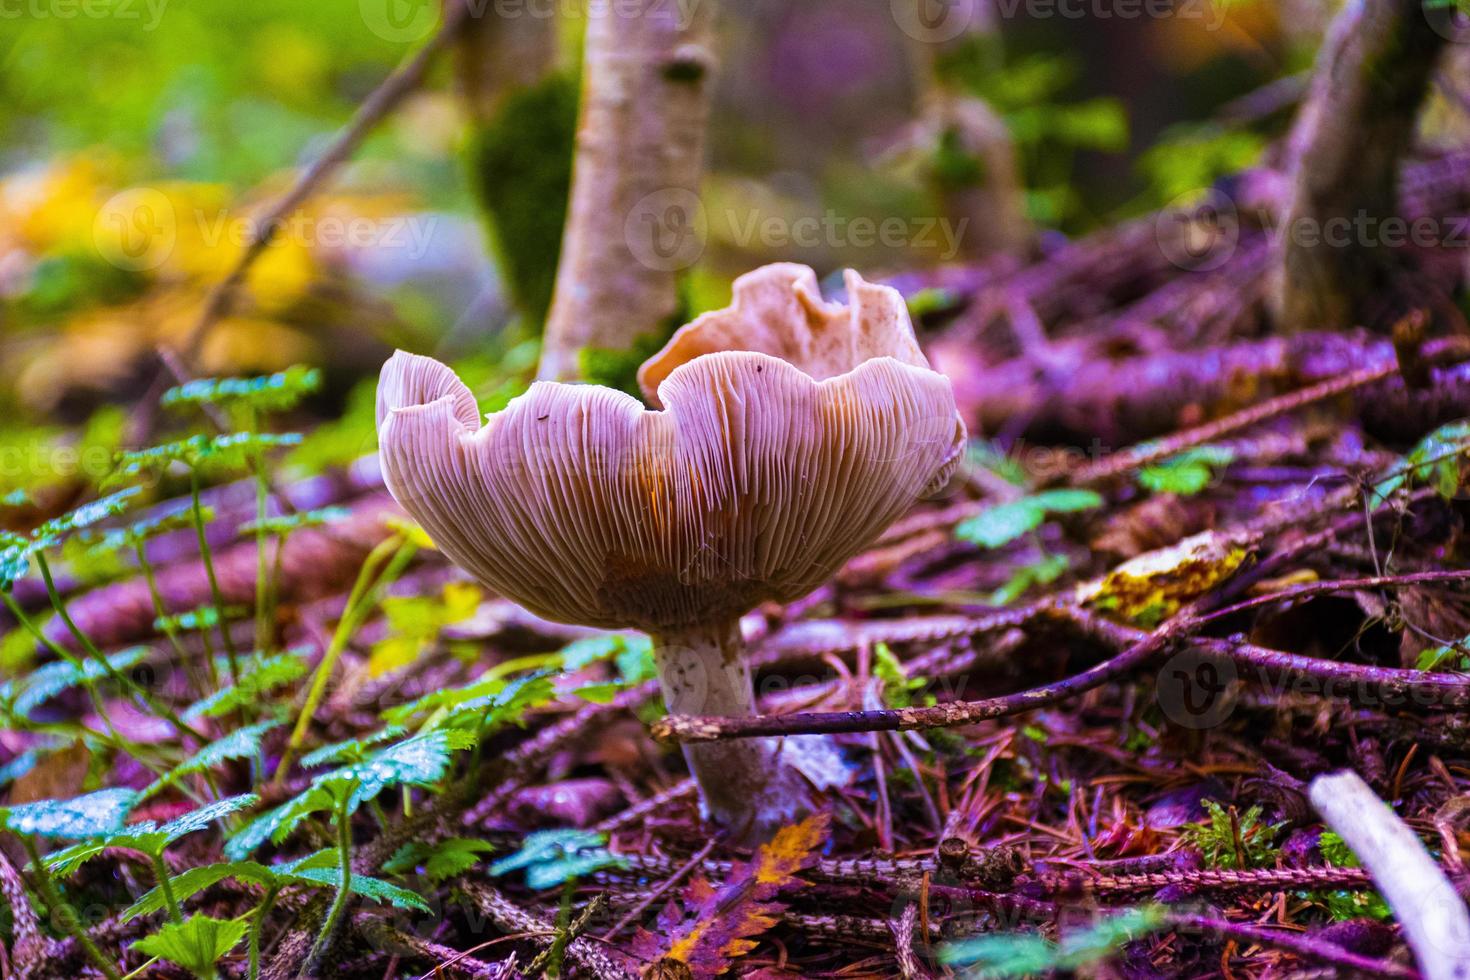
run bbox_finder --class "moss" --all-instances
[576,277,694,396]
[463,72,578,329]
[577,334,662,398]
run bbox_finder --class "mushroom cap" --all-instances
[377,264,964,633]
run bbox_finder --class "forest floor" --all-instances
[7,152,1470,979]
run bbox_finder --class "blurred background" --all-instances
[0,0,1348,466]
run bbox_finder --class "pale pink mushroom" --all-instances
[377,263,964,839]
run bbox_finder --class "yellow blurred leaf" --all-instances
[1077,531,1249,627]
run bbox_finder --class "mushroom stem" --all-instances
[652,619,809,842]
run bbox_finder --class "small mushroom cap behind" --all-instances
[637,263,930,408]
[377,264,964,633]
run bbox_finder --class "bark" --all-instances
[452,3,559,121]
[958,332,1470,446]
[1274,0,1447,332]
[538,0,716,381]
[652,619,810,843]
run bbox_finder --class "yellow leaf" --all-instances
[1076,531,1249,627]
[753,811,830,887]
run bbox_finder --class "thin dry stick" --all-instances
[356,918,502,979]
[1072,336,1470,483]
[457,881,635,980]
[178,0,474,364]
[1170,912,1417,979]
[649,604,1184,742]
[653,596,1470,742]
[600,839,715,940]
[594,778,698,835]
[1035,864,1371,895]
[1191,568,1470,627]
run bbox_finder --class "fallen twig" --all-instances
[1071,337,1470,483]
[1170,912,1418,978]
[177,0,475,365]
[653,598,1470,742]
[600,839,715,941]
[457,881,635,979]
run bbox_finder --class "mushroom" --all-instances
[376,263,965,839]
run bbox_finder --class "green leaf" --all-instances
[153,605,247,635]
[44,794,260,873]
[320,729,467,811]
[239,506,349,537]
[1029,489,1106,513]
[0,748,42,787]
[228,730,472,859]
[81,506,213,556]
[1319,831,1359,868]
[144,723,279,797]
[299,725,409,769]
[224,788,335,861]
[1417,640,1470,672]
[162,366,322,414]
[940,906,1165,976]
[965,442,1030,488]
[0,787,137,838]
[1373,419,1470,506]
[368,582,482,676]
[112,433,302,482]
[956,499,1045,548]
[382,670,556,730]
[11,647,148,719]
[123,862,276,922]
[558,634,651,672]
[40,839,115,877]
[873,642,924,709]
[956,490,1102,549]
[282,864,431,912]
[569,682,623,704]
[157,794,260,842]
[183,650,310,720]
[988,552,1069,607]
[1137,446,1235,496]
[0,532,30,591]
[384,838,496,883]
[1181,800,1284,869]
[133,915,248,979]
[490,829,625,890]
[30,488,142,548]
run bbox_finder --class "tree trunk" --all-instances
[538,0,717,382]
[1274,0,1446,332]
